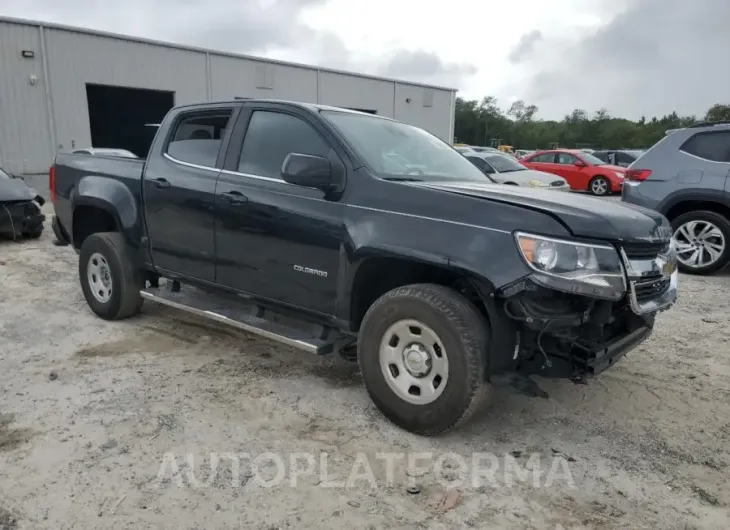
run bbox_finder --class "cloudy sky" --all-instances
[1,0,728,120]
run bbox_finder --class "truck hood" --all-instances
[0,179,39,202]
[412,180,671,243]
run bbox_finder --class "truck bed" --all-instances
[52,153,145,244]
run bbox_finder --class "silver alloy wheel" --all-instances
[378,319,449,405]
[87,252,113,303]
[674,220,726,269]
[591,177,608,195]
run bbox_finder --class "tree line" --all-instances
[453,98,730,151]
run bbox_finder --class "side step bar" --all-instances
[140,285,335,355]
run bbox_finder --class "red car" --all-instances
[519,149,625,196]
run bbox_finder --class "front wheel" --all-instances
[357,283,491,435]
[671,210,730,275]
[79,232,144,320]
[588,175,610,196]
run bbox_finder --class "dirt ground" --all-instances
[1,202,729,529]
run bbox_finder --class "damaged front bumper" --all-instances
[496,239,677,381]
[0,200,45,238]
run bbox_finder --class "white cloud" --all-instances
[0,0,726,119]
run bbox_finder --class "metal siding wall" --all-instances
[210,55,318,102]
[0,21,53,174]
[318,72,395,117]
[0,19,456,172]
[394,83,453,141]
[44,28,208,154]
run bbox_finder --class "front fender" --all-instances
[71,176,142,246]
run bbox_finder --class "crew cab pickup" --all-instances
[50,100,678,435]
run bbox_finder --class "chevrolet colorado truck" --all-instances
[50,100,678,435]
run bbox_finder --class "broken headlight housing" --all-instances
[515,232,626,300]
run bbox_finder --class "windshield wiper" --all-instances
[382,176,423,182]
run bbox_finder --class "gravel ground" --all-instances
[1,201,729,529]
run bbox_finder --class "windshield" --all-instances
[0,168,11,179]
[579,152,609,165]
[322,111,489,182]
[484,154,526,173]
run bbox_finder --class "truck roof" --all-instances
[177,99,397,121]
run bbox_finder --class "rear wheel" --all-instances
[357,283,491,435]
[79,232,144,320]
[588,175,610,196]
[671,210,730,275]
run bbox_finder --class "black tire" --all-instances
[588,175,610,196]
[671,210,730,275]
[357,283,491,435]
[79,232,144,320]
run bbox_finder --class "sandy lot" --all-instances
[1,202,729,529]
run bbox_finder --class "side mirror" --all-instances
[574,160,587,167]
[281,153,332,190]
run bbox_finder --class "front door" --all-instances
[554,152,590,190]
[213,104,344,316]
[142,105,236,280]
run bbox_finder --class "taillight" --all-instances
[625,169,651,182]
[49,165,56,203]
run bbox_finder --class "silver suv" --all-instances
[622,122,730,275]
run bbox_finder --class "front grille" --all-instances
[550,180,565,187]
[634,276,671,302]
[622,241,670,260]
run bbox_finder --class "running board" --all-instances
[140,285,335,354]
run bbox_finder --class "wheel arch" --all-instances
[71,176,142,249]
[346,254,519,376]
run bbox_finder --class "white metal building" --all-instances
[0,16,457,174]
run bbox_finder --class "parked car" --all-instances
[71,148,139,158]
[458,146,502,154]
[464,152,570,191]
[592,149,644,168]
[515,149,534,159]
[622,121,730,275]
[0,166,45,239]
[520,149,626,196]
[50,99,677,435]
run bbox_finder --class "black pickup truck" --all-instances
[50,99,678,435]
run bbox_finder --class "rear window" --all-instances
[166,110,233,167]
[680,131,730,162]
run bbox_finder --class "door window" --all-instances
[530,153,555,163]
[166,110,233,167]
[556,153,579,165]
[680,131,730,162]
[616,152,635,165]
[238,111,330,179]
[465,156,487,171]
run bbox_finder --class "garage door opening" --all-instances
[86,84,175,158]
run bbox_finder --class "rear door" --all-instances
[524,152,557,172]
[142,104,238,280]
[213,103,346,315]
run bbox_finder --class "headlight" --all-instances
[515,232,626,300]
[614,172,624,179]
[528,179,547,187]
